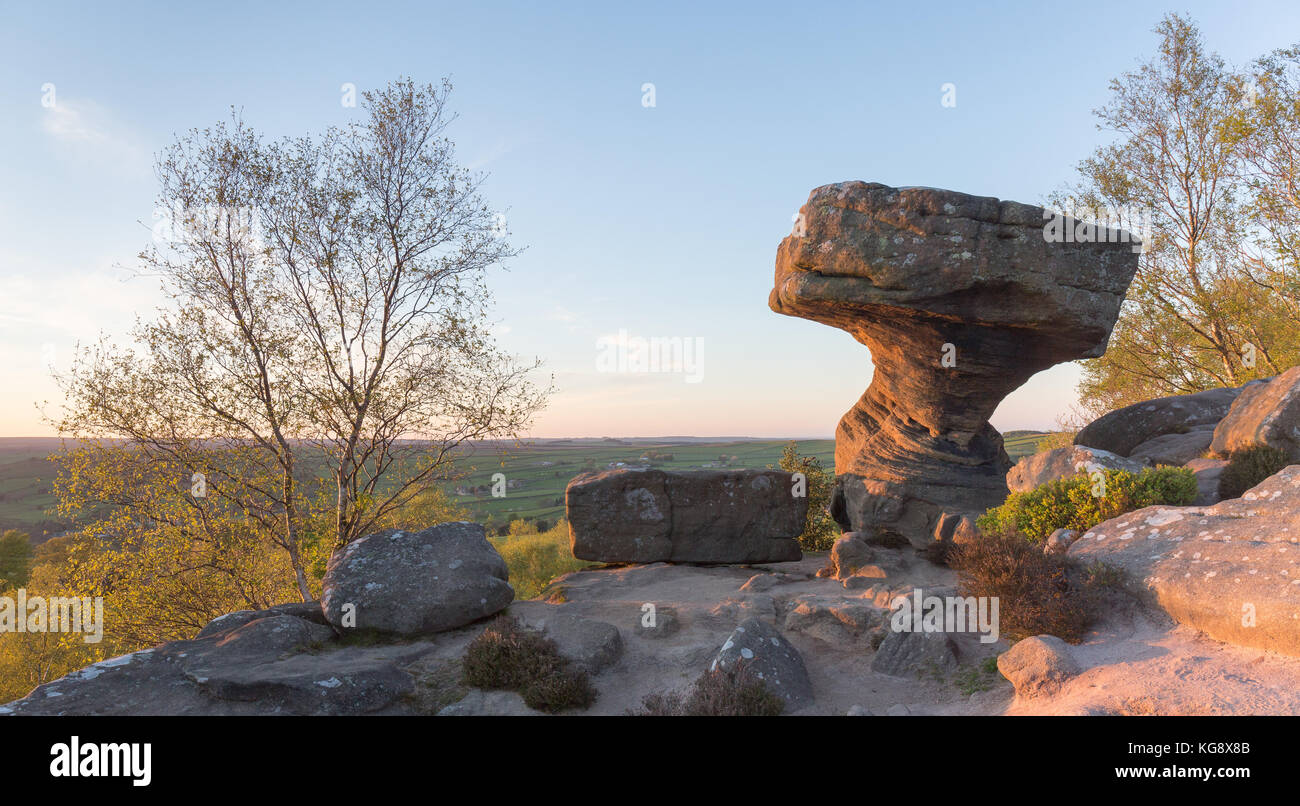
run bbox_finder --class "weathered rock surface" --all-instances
[512,607,624,674]
[1128,425,1216,466]
[711,617,814,709]
[1076,384,1257,457]
[1211,366,1300,460]
[1070,465,1300,656]
[1044,528,1080,555]
[321,522,513,636]
[829,532,874,579]
[566,468,806,563]
[871,628,959,676]
[1006,445,1146,493]
[1,607,450,715]
[1187,457,1229,506]
[770,182,1139,548]
[998,635,1081,698]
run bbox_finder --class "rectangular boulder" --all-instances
[565,469,807,563]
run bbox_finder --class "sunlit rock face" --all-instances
[769,181,1139,548]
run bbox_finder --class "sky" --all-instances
[2,0,1299,439]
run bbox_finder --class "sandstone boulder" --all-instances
[770,182,1138,548]
[566,469,806,563]
[1044,528,1080,555]
[1187,457,1229,506]
[829,531,874,579]
[871,628,958,676]
[1211,367,1300,460]
[1006,445,1146,493]
[1070,465,1300,656]
[710,617,813,709]
[321,522,513,636]
[1076,384,1257,457]
[1128,425,1216,466]
[1,605,444,715]
[997,635,1081,698]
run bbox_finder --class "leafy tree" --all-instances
[53,78,549,602]
[776,442,837,551]
[1063,14,1294,413]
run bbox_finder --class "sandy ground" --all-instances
[509,550,1300,716]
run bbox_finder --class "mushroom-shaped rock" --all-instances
[770,182,1139,547]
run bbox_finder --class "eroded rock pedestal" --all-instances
[770,182,1139,548]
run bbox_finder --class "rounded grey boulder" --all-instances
[322,522,513,636]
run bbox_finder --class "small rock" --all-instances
[711,617,813,710]
[871,629,958,677]
[516,612,623,675]
[997,635,1082,698]
[1043,528,1079,555]
[830,532,874,579]
[633,606,680,639]
[886,703,911,716]
[846,704,870,716]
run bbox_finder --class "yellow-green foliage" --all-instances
[490,520,592,600]
[776,442,838,551]
[978,466,1197,543]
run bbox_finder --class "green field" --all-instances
[0,431,1051,538]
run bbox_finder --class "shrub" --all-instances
[977,466,1196,543]
[490,520,593,600]
[776,442,837,551]
[1218,445,1290,500]
[633,665,784,716]
[460,615,595,713]
[949,532,1105,643]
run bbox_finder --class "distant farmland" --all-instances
[0,432,1051,537]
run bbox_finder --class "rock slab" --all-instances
[566,469,806,563]
[1070,465,1300,657]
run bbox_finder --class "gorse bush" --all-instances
[978,466,1197,543]
[1218,445,1290,500]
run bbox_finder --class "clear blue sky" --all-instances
[2,0,1298,437]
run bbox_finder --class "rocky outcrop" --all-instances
[1127,426,1216,466]
[566,469,806,563]
[1006,445,1146,493]
[1211,366,1300,460]
[997,635,1081,698]
[1070,465,1300,657]
[770,182,1139,548]
[1075,384,1257,457]
[322,522,513,636]
[711,617,813,709]
[1,606,443,715]
[1187,457,1229,506]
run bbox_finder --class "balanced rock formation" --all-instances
[566,469,806,563]
[322,522,513,635]
[1070,464,1300,657]
[770,182,1139,547]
